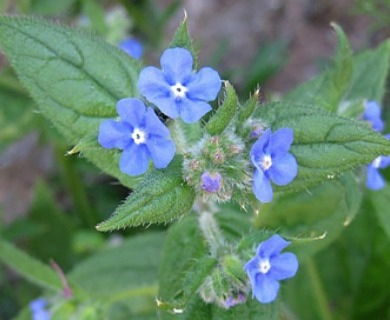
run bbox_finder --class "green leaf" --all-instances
[0,238,63,291]
[170,11,197,67]
[0,16,141,181]
[0,74,38,152]
[25,181,75,269]
[96,157,195,231]
[254,101,390,193]
[237,89,260,126]
[370,186,390,239]
[255,173,362,258]
[286,23,353,112]
[205,81,238,136]
[158,216,208,316]
[346,39,390,101]
[70,232,165,301]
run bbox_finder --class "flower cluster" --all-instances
[98,47,221,176]
[98,39,303,312]
[244,235,298,304]
[182,131,250,203]
[363,101,390,190]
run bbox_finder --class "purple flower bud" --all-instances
[224,293,246,308]
[201,172,222,193]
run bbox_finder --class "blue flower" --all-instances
[363,101,384,132]
[138,47,222,123]
[250,128,297,202]
[98,98,176,176]
[244,235,298,304]
[119,38,143,60]
[30,298,51,320]
[366,134,390,190]
[201,172,222,193]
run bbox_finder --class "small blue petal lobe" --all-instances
[119,144,150,176]
[252,169,273,203]
[366,164,385,190]
[179,99,212,123]
[269,252,299,280]
[186,67,221,101]
[268,153,298,186]
[98,120,130,149]
[257,234,290,258]
[116,98,146,127]
[147,138,176,169]
[160,47,193,83]
[252,274,280,304]
[269,128,294,155]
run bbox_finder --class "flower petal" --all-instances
[244,256,260,278]
[116,98,146,127]
[257,234,290,258]
[138,66,171,101]
[178,99,212,123]
[146,138,176,169]
[160,48,193,83]
[268,153,298,186]
[98,119,131,149]
[252,168,273,202]
[366,164,385,190]
[119,144,150,176]
[119,38,143,59]
[269,252,299,280]
[186,67,221,101]
[252,274,280,304]
[364,101,384,132]
[379,155,390,169]
[269,128,294,155]
[145,107,171,138]
[250,129,271,162]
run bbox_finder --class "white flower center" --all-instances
[131,128,147,145]
[171,82,188,98]
[258,258,271,274]
[260,155,272,171]
[373,156,382,168]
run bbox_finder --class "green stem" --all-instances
[198,208,225,257]
[55,148,96,228]
[305,258,333,320]
[105,284,158,304]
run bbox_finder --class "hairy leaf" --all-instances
[205,81,238,135]
[0,16,140,183]
[96,158,195,231]
[254,101,390,193]
[286,23,353,112]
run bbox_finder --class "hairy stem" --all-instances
[198,208,225,257]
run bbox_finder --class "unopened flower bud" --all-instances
[201,172,222,193]
[213,150,225,164]
[224,293,246,309]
